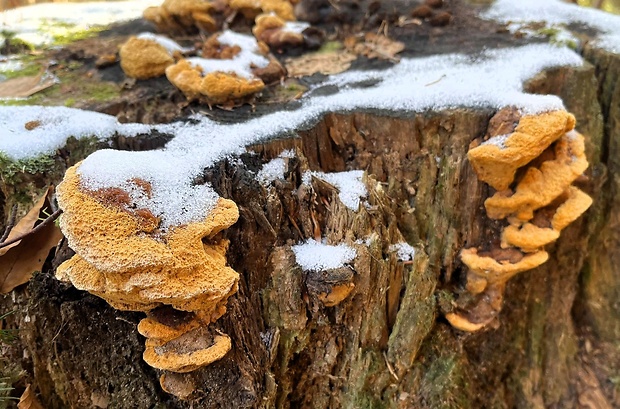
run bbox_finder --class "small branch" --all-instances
[0,204,18,243]
[0,209,62,250]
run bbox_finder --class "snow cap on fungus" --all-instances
[166,59,265,104]
[56,164,240,316]
[467,110,576,191]
[119,36,176,80]
[253,13,306,49]
[484,130,588,221]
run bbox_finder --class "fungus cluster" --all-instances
[447,109,592,332]
[55,164,240,398]
[117,0,315,106]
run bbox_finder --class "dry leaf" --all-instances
[17,385,44,409]
[347,32,405,62]
[0,186,53,256]
[0,188,63,293]
[0,73,56,98]
[285,51,357,77]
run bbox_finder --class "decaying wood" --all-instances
[1,1,620,409]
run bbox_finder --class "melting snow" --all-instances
[0,0,161,46]
[292,239,356,271]
[0,43,585,228]
[302,170,367,211]
[482,0,620,53]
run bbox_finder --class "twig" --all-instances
[0,209,62,249]
[0,204,18,243]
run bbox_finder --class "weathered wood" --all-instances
[1,2,620,409]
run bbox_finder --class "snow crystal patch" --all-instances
[303,170,367,211]
[136,33,192,54]
[482,0,620,54]
[389,242,416,262]
[187,31,269,78]
[284,21,310,34]
[1,0,161,46]
[292,239,356,271]
[0,106,153,160]
[0,44,584,229]
[481,133,510,149]
[256,150,295,186]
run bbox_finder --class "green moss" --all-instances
[38,19,105,46]
[318,41,344,54]
[0,152,56,182]
[0,61,42,80]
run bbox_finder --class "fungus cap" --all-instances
[460,247,548,286]
[119,37,175,80]
[467,110,576,191]
[143,327,232,373]
[485,130,588,220]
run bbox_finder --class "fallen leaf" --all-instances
[0,186,53,256]
[0,188,63,293]
[17,385,44,409]
[0,73,56,98]
[347,32,405,62]
[285,51,357,77]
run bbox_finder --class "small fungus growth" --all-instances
[165,30,269,105]
[55,164,240,398]
[119,33,189,79]
[448,108,592,332]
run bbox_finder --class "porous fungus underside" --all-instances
[55,164,240,397]
[448,108,592,332]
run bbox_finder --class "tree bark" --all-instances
[1,3,620,409]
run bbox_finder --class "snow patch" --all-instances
[188,31,269,78]
[303,170,367,211]
[136,33,192,54]
[0,44,584,229]
[292,239,356,271]
[256,150,295,186]
[481,133,510,149]
[389,242,416,262]
[0,106,153,160]
[482,0,620,54]
[0,0,161,46]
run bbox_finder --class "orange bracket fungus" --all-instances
[449,108,592,332]
[55,164,240,398]
[252,13,308,50]
[143,0,219,34]
[119,34,190,80]
[165,30,268,105]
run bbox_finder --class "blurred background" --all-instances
[1,0,620,13]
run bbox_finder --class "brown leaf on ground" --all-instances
[0,188,63,293]
[0,186,53,256]
[285,50,357,77]
[346,32,405,62]
[17,385,45,409]
[0,73,56,98]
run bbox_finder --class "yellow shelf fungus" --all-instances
[467,110,575,191]
[166,59,265,104]
[119,37,175,80]
[144,0,218,33]
[55,163,240,397]
[451,109,592,332]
